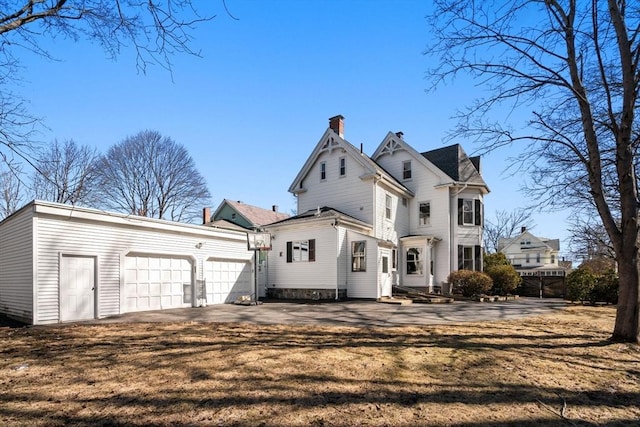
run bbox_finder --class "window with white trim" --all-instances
[339,157,346,177]
[419,202,430,226]
[458,245,482,271]
[320,162,326,181]
[402,160,412,180]
[352,241,366,272]
[463,199,473,225]
[406,247,423,275]
[286,239,316,263]
[385,194,392,220]
[458,198,483,226]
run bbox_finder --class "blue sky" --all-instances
[14,0,571,256]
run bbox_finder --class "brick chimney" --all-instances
[202,207,211,225]
[329,115,344,138]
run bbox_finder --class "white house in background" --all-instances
[498,227,568,276]
[263,115,489,300]
[0,201,254,325]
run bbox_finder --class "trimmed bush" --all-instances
[484,252,511,270]
[486,265,521,296]
[448,270,493,297]
[566,268,597,302]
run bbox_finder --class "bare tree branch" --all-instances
[95,130,210,222]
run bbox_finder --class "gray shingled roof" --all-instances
[421,144,486,186]
[267,206,371,228]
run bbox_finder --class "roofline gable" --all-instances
[289,128,406,195]
[211,199,254,228]
[371,132,456,184]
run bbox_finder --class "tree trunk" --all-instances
[612,251,640,343]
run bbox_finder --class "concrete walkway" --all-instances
[95,298,569,327]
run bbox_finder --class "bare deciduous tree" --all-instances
[31,139,101,205]
[484,209,535,254]
[96,130,210,222]
[0,163,25,219]
[0,1,214,175]
[568,216,616,263]
[427,1,640,342]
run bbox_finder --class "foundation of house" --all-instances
[266,288,347,301]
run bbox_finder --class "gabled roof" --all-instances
[498,230,560,253]
[266,206,372,231]
[421,144,487,187]
[372,133,489,193]
[212,199,289,228]
[289,128,413,197]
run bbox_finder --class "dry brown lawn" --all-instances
[0,305,639,426]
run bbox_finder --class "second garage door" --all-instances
[124,255,193,313]
[204,259,251,304]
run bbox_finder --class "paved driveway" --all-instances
[95,298,568,327]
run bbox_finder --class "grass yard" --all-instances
[0,305,639,426]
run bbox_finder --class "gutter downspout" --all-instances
[332,220,340,300]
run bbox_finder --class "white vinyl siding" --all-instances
[375,149,456,287]
[5,202,252,325]
[0,208,34,323]
[298,151,373,224]
[267,224,338,291]
[345,231,378,298]
[374,185,408,243]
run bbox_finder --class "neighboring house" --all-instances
[208,199,289,231]
[498,227,569,277]
[0,200,254,325]
[263,115,489,300]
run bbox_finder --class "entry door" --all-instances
[60,255,96,322]
[379,249,392,298]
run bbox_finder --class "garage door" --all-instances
[60,255,96,322]
[124,255,193,313]
[203,259,251,304]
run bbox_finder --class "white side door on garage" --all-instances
[60,255,96,322]
[203,259,252,304]
[124,255,193,313]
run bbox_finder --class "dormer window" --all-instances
[339,157,346,177]
[402,160,412,180]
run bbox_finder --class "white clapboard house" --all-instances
[263,115,489,300]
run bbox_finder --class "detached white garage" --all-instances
[0,201,255,325]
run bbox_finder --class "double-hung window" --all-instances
[419,202,430,226]
[320,162,326,181]
[286,239,316,263]
[402,160,412,180]
[457,245,482,271]
[385,194,392,220]
[339,157,346,177]
[406,247,423,275]
[352,241,366,272]
[458,198,483,226]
